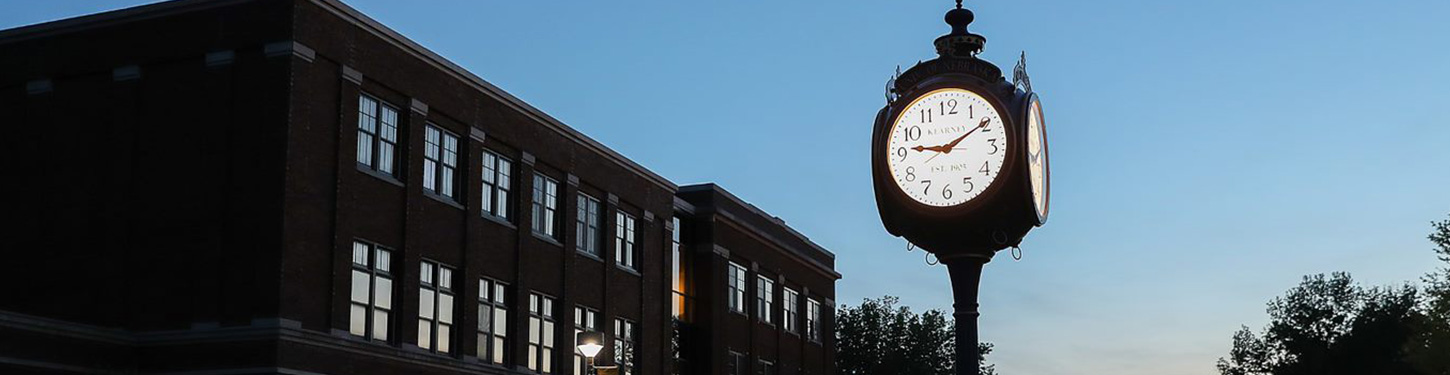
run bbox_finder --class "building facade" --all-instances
[0,1,838,375]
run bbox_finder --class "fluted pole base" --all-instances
[944,255,988,375]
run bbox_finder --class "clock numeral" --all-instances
[904,126,922,141]
[940,99,959,115]
[979,161,991,176]
[963,177,974,193]
[920,109,933,124]
[905,167,916,182]
[920,180,932,195]
[988,138,999,155]
[896,147,907,161]
[969,105,974,119]
[942,184,953,199]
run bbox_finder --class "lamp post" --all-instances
[576,331,604,375]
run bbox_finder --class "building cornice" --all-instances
[305,0,677,192]
[680,183,838,261]
[0,0,255,44]
[713,211,842,281]
[0,0,679,193]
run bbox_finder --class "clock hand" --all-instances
[912,144,951,154]
[943,117,993,151]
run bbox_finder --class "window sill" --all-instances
[405,345,459,359]
[482,213,516,229]
[615,264,641,276]
[577,250,605,263]
[424,192,465,210]
[333,329,397,349]
[357,165,405,187]
[532,232,563,247]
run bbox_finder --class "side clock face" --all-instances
[1026,96,1050,223]
[887,88,1007,207]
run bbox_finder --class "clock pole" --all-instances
[872,1,1049,374]
[943,253,990,375]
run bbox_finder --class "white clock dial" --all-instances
[886,88,1007,207]
[1026,97,1049,223]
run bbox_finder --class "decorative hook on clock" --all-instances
[1013,52,1033,93]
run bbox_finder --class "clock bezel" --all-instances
[1023,93,1050,226]
[879,76,1020,218]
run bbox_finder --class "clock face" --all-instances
[1026,96,1049,223]
[886,88,1007,207]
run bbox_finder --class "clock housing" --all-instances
[871,63,1041,258]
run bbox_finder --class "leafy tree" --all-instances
[1219,215,1450,375]
[836,296,999,375]
[1215,273,1423,375]
[1409,215,1450,375]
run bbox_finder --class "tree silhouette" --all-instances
[1218,214,1450,375]
[1408,214,1450,375]
[1216,273,1423,375]
[836,296,997,375]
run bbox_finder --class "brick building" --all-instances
[0,0,838,374]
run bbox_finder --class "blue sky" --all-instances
[6,1,1449,374]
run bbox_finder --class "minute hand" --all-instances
[943,117,993,151]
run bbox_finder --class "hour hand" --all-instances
[913,144,949,153]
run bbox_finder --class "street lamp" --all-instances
[576,331,604,374]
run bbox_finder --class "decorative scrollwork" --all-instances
[885,65,902,104]
[1012,51,1032,93]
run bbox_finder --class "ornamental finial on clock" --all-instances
[935,1,986,58]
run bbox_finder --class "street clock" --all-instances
[871,2,1049,260]
[868,5,1055,374]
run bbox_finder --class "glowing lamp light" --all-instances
[576,331,604,358]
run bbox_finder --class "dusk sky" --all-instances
[6,1,1449,374]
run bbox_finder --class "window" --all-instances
[671,216,692,321]
[482,151,513,220]
[528,293,556,374]
[759,360,776,375]
[757,276,775,324]
[573,306,599,375]
[669,217,693,375]
[356,95,399,176]
[614,211,637,270]
[532,174,560,238]
[418,261,455,353]
[783,287,800,334]
[614,318,636,375]
[423,125,460,199]
[728,351,747,375]
[576,194,601,256]
[478,278,509,365]
[807,298,822,343]
[350,241,393,340]
[727,262,747,314]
